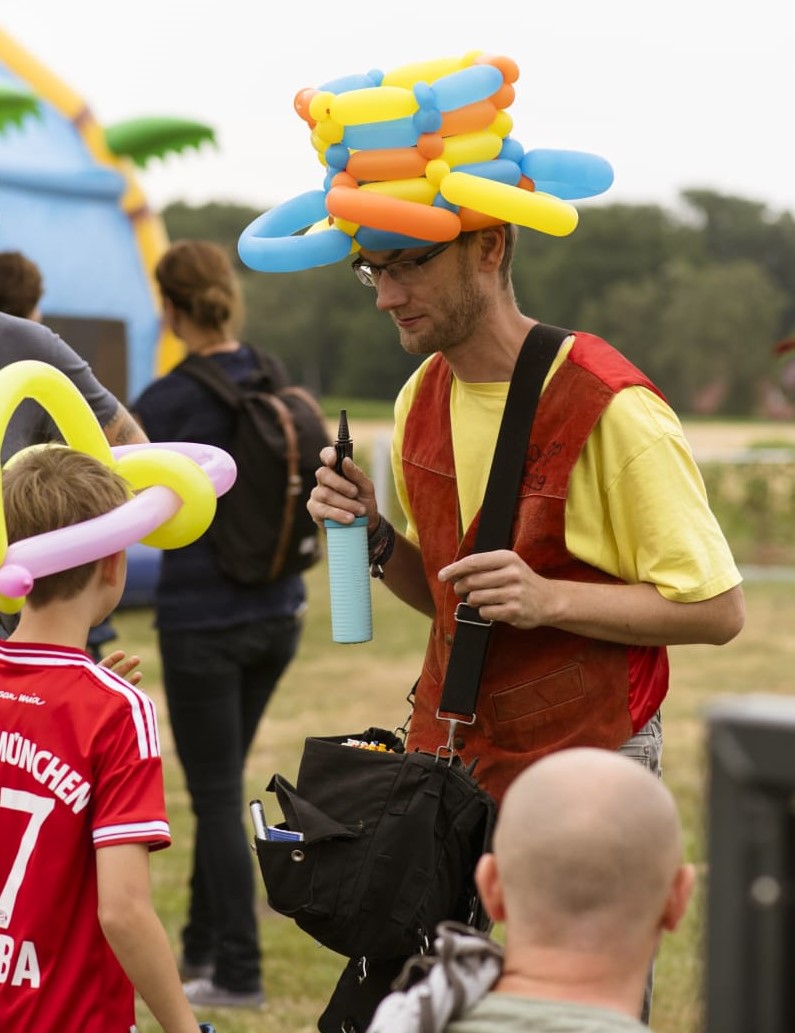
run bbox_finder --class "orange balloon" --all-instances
[440,99,498,138]
[294,88,318,125]
[417,133,445,160]
[347,147,428,182]
[326,186,461,242]
[331,171,358,189]
[458,208,505,231]
[475,54,520,84]
[490,83,516,110]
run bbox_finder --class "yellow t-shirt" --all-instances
[392,340,741,603]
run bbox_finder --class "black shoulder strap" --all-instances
[177,347,290,407]
[439,323,572,721]
[177,353,243,409]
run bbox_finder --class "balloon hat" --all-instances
[238,50,614,273]
[0,360,237,613]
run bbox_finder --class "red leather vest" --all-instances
[403,332,670,802]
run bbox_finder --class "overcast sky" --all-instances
[2,0,792,222]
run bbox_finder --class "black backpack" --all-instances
[177,349,331,585]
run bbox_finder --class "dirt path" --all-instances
[681,419,795,457]
[355,418,795,458]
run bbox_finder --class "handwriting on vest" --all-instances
[523,441,564,491]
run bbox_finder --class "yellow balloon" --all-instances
[0,360,112,465]
[329,216,359,238]
[308,90,335,123]
[0,592,24,615]
[441,130,502,169]
[425,159,451,188]
[0,361,112,563]
[314,117,344,144]
[307,216,359,248]
[381,54,475,89]
[491,110,513,139]
[362,177,436,204]
[330,86,418,127]
[0,360,226,597]
[440,172,580,237]
[115,448,217,549]
[310,129,329,157]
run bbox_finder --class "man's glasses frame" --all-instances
[351,241,451,288]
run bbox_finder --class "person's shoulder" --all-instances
[133,365,197,407]
[83,664,162,754]
[0,641,135,707]
[605,383,685,440]
[448,993,648,1032]
[0,310,58,352]
[227,343,293,391]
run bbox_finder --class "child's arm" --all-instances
[96,843,201,1033]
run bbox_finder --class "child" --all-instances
[0,446,209,1033]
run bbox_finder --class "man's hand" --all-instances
[99,649,143,686]
[307,446,380,533]
[439,549,554,630]
[440,552,746,647]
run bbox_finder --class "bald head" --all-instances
[489,748,685,952]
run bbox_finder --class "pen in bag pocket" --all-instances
[249,799,267,840]
[249,799,304,842]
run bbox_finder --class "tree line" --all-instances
[162,191,795,417]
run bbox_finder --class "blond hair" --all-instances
[155,239,243,334]
[3,447,130,606]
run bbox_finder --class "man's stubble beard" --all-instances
[393,264,493,358]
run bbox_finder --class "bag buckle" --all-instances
[434,712,476,765]
[454,602,493,627]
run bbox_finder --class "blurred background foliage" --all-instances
[163,190,795,416]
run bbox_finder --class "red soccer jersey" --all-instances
[0,640,171,1033]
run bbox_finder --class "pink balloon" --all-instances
[0,442,236,601]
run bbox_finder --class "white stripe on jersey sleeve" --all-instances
[91,666,161,760]
[93,820,171,846]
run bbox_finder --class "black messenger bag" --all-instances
[254,725,494,961]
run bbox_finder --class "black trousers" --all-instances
[159,614,301,993]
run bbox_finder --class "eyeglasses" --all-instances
[351,241,452,288]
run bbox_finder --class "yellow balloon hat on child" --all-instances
[0,360,236,612]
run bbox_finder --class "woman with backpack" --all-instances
[132,239,316,1010]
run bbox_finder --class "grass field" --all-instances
[123,557,795,1033]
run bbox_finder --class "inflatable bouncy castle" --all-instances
[0,26,216,401]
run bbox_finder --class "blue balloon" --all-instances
[454,159,521,186]
[499,137,525,165]
[354,226,437,250]
[318,71,382,94]
[325,143,350,171]
[238,191,352,273]
[413,107,442,135]
[413,82,435,108]
[343,117,419,150]
[431,65,503,112]
[521,149,614,198]
[432,194,459,213]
